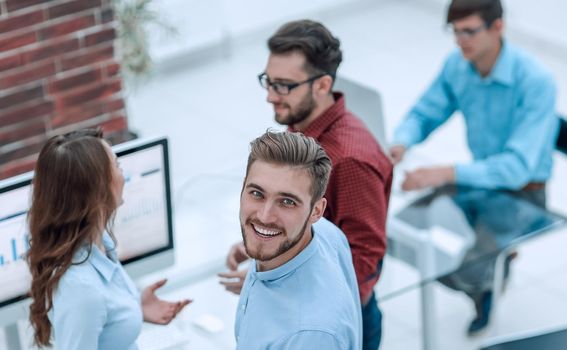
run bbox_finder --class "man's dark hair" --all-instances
[446,0,503,26]
[268,19,342,79]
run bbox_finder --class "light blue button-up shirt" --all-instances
[393,41,558,190]
[49,232,142,350]
[235,218,362,350]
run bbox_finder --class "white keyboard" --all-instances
[137,323,190,350]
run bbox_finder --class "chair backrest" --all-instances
[334,76,387,150]
[556,115,567,155]
[480,327,567,350]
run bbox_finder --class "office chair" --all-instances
[556,115,567,154]
[480,326,567,350]
[334,76,387,150]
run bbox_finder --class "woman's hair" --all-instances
[26,128,118,347]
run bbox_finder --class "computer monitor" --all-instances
[0,136,175,331]
[112,136,175,278]
[0,173,33,328]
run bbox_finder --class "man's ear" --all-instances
[313,75,333,96]
[491,18,504,35]
[309,198,327,224]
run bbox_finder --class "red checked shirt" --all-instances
[290,93,393,304]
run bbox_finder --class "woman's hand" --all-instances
[141,279,192,325]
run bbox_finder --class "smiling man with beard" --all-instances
[233,130,361,350]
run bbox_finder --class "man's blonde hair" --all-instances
[246,130,332,203]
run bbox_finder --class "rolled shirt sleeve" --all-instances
[393,62,458,148]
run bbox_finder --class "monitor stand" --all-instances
[4,323,22,350]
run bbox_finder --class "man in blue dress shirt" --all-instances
[389,0,559,336]
[390,0,558,193]
[234,131,362,349]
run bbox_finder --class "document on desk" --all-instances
[193,313,225,334]
[137,323,190,350]
[430,225,467,257]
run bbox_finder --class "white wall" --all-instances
[147,0,364,64]
[146,0,567,72]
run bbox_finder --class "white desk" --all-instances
[384,151,567,350]
[143,275,239,350]
[134,174,244,349]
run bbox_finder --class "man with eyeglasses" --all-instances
[219,19,392,350]
[389,0,558,335]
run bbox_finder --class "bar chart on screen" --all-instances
[113,146,170,262]
[0,184,32,306]
[0,214,28,265]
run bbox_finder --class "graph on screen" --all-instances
[113,144,170,262]
[0,184,32,306]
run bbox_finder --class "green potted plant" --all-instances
[114,0,176,80]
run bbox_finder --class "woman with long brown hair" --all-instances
[26,129,190,349]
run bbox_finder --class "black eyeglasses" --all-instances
[258,72,327,96]
[448,24,486,39]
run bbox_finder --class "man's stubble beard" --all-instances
[275,88,317,126]
[241,214,311,262]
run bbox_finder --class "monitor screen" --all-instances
[0,177,32,309]
[0,136,174,314]
[113,137,175,277]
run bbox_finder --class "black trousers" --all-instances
[557,116,567,154]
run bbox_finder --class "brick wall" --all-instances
[0,0,133,180]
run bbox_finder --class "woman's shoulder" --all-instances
[55,259,106,301]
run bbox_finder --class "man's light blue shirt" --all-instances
[393,41,558,190]
[49,232,142,350]
[235,218,362,349]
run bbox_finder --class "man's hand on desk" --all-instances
[225,241,249,270]
[141,279,192,325]
[402,166,455,191]
[218,241,250,295]
[218,269,248,295]
[389,145,407,165]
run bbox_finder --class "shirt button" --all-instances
[241,304,246,311]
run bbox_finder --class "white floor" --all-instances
[124,1,567,349]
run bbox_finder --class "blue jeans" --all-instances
[362,291,382,350]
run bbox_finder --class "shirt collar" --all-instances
[480,40,514,86]
[289,92,346,138]
[251,228,319,282]
[74,232,119,283]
